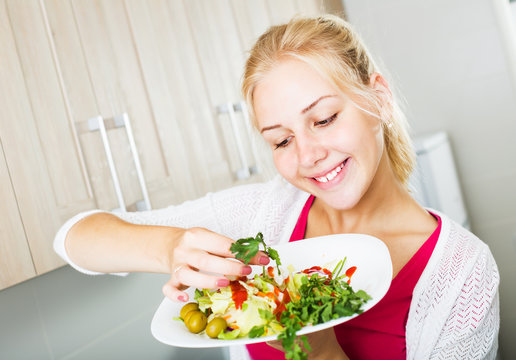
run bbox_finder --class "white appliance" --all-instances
[410,132,470,229]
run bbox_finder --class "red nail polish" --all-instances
[259,256,270,265]
[178,295,188,302]
[241,266,252,275]
[217,279,230,287]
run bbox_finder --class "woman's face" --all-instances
[253,58,386,210]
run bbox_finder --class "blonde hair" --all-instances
[242,15,415,186]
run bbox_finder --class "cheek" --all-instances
[273,151,297,179]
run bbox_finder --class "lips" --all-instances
[313,159,348,183]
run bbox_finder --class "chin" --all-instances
[317,191,362,210]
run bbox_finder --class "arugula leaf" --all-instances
[258,308,274,321]
[230,232,282,274]
[230,235,261,264]
[249,325,266,338]
[267,247,282,268]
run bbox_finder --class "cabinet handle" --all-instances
[84,114,151,212]
[117,113,151,211]
[226,102,251,180]
[217,102,259,180]
[238,101,259,176]
[95,115,127,212]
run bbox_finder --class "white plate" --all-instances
[151,233,392,348]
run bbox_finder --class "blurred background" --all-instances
[1,0,515,359]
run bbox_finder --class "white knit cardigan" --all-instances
[54,175,500,360]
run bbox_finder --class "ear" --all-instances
[369,73,393,119]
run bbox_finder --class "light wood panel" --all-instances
[230,0,271,51]
[0,139,36,288]
[124,0,232,202]
[0,0,65,275]
[68,0,166,209]
[7,0,93,212]
[265,0,299,25]
[44,0,133,211]
[183,0,259,183]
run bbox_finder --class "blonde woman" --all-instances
[55,15,499,360]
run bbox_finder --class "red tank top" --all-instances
[246,195,441,359]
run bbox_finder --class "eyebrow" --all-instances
[260,95,336,133]
[301,95,336,114]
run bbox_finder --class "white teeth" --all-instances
[314,161,345,183]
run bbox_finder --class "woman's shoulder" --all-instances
[435,212,494,263]
[415,209,499,299]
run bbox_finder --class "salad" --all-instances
[178,233,371,360]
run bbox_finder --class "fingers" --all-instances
[174,264,230,289]
[187,250,254,276]
[183,228,235,258]
[249,251,270,266]
[165,228,273,302]
[165,264,232,302]
[162,276,189,302]
[184,228,271,266]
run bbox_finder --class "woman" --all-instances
[54,15,499,360]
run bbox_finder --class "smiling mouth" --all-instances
[313,159,348,183]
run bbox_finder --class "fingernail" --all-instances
[178,294,188,302]
[259,256,270,265]
[216,279,230,287]
[241,266,252,275]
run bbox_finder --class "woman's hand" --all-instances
[162,227,270,302]
[267,327,349,360]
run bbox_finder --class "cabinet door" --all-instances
[183,0,273,185]
[0,139,36,289]
[124,0,234,196]
[53,0,173,210]
[0,0,84,279]
[46,0,234,209]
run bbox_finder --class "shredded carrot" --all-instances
[267,266,274,277]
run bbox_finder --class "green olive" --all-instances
[183,310,196,326]
[186,311,207,334]
[205,317,228,339]
[180,302,199,319]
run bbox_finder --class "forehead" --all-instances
[253,58,338,128]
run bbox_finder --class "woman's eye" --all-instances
[315,113,338,127]
[275,137,292,149]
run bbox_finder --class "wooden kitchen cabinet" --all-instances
[0,0,343,290]
[0,142,36,289]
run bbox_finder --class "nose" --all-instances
[296,132,327,168]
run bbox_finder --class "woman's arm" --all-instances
[429,246,500,359]
[61,212,268,302]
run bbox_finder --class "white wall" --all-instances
[343,0,516,359]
